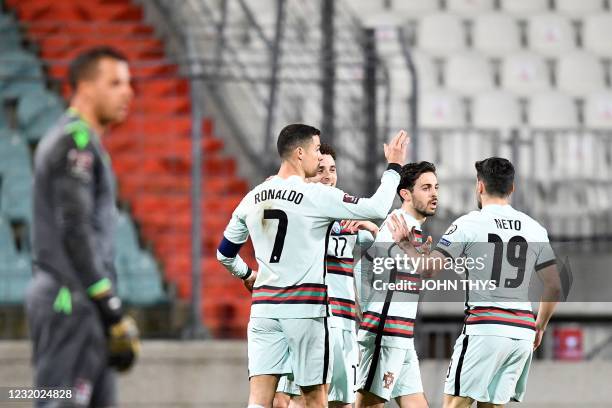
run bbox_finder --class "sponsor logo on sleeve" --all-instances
[439,238,451,247]
[343,194,360,204]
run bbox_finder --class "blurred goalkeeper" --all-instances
[26,47,138,407]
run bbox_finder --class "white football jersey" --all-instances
[435,204,556,341]
[218,168,400,319]
[326,222,374,331]
[358,209,424,349]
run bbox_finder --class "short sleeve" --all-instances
[434,216,472,260]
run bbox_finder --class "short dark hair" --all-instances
[319,143,336,160]
[276,124,321,159]
[68,47,128,90]
[475,157,515,197]
[397,161,436,201]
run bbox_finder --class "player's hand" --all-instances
[384,129,409,166]
[419,236,433,255]
[108,315,140,372]
[387,213,414,247]
[533,326,545,350]
[243,270,258,293]
[341,220,379,236]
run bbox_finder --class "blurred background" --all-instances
[0,0,611,406]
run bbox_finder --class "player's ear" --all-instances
[510,182,515,195]
[399,188,411,203]
[477,180,485,195]
[295,145,304,161]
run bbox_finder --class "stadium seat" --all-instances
[115,211,141,267]
[123,251,166,305]
[390,0,439,17]
[0,217,17,260]
[472,91,522,130]
[560,132,607,180]
[128,251,158,275]
[387,52,438,98]
[555,0,604,17]
[345,0,387,15]
[413,51,439,92]
[419,89,466,128]
[501,52,551,97]
[583,14,612,57]
[127,276,166,305]
[419,130,497,179]
[0,15,21,52]
[447,0,494,17]
[1,173,33,222]
[528,14,576,57]
[418,13,466,57]
[445,52,494,96]
[17,90,65,141]
[584,91,612,129]
[0,50,45,98]
[0,255,31,304]
[0,133,31,176]
[389,97,411,128]
[556,51,605,98]
[500,0,549,18]
[529,92,578,128]
[473,13,522,58]
[362,14,405,57]
[116,272,131,300]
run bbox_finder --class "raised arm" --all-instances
[313,130,409,221]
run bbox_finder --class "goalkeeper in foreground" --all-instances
[26,47,139,407]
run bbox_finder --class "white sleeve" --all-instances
[357,230,376,248]
[312,166,401,221]
[434,216,472,259]
[216,199,252,279]
[535,230,556,271]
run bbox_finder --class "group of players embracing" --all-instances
[218,124,560,408]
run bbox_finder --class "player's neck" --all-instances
[480,196,510,208]
[69,97,106,136]
[277,160,306,180]
[400,204,426,225]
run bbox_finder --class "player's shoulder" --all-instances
[515,209,549,237]
[441,211,482,237]
[454,210,482,226]
[37,114,100,169]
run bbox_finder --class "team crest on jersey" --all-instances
[67,149,94,182]
[74,378,93,405]
[342,193,360,204]
[444,224,457,235]
[383,371,395,389]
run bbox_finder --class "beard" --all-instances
[414,200,436,217]
[477,196,482,209]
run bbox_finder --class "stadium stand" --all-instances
[4,0,254,336]
[344,0,612,241]
[0,1,228,333]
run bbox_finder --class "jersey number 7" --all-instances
[264,209,288,263]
